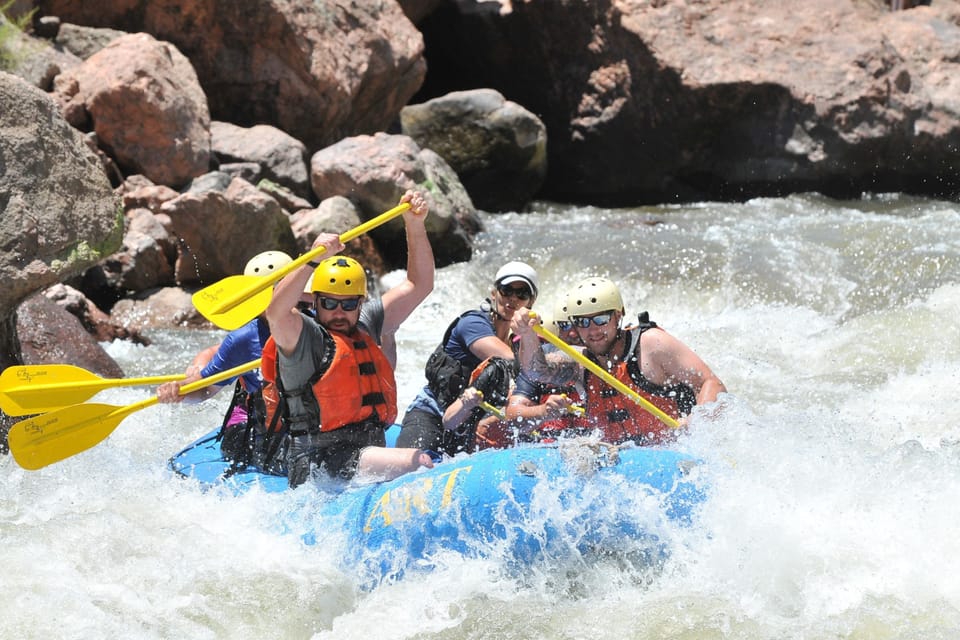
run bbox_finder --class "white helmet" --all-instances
[243,250,293,277]
[553,297,571,329]
[565,277,624,316]
[536,306,555,332]
[535,298,571,333]
[494,261,539,299]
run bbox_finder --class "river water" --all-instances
[3,193,960,639]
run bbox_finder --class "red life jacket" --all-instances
[582,319,696,445]
[536,386,585,434]
[260,326,397,434]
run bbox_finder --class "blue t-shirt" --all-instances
[405,309,496,416]
[200,317,270,391]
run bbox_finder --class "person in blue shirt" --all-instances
[157,250,293,412]
[156,251,298,463]
[396,261,539,456]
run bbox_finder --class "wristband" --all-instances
[307,260,321,268]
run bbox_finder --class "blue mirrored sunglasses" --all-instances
[571,313,613,329]
[317,296,361,311]
[555,320,573,331]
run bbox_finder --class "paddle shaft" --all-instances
[86,358,261,420]
[0,365,187,416]
[531,324,680,429]
[204,202,411,316]
[480,400,506,420]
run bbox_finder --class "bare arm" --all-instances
[468,335,516,361]
[266,233,343,356]
[639,328,727,405]
[157,344,220,404]
[381,190,434,336]
[442,387,483,431]
[504,392,573,432]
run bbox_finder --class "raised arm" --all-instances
[510,308,583,386]
[266,233,343,356]
[381,190,434,335]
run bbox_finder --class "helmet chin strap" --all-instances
[481,297,507,321]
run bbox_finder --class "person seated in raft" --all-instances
[504,296,589,445]
[264,191,436,487]
[157,250,302,466]
[510,276,727,446]
[396,261,540,456]
[440,356,514,451]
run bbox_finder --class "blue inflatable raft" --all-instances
[169,427,706,586]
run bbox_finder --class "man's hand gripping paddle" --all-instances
[192,202,411,330]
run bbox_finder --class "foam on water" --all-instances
[4,194,960,638]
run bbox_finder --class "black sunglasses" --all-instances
[556,320,573,332]
[571,313,613,329]
[496,284,533,301]
[317,296,361,311]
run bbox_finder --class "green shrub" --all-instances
[0,1,36,71]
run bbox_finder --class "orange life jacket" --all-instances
[582,321,696,445]
[260,327,397,434]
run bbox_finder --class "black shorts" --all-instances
[286,420,386,487]
[397,408,474,456]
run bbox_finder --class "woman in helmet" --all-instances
[396,260,540,456]
[159,251,293,404]
[511,276,727,445]
[264,191,436,487]
[157,250,302,465]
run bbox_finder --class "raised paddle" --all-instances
[531,321,680,429]
[192,202,412,330]
[7,358,262,471]
[0,364,187,416]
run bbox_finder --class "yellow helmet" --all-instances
[565,277,624,316]
[243,250,293,277]
[311,256,367,296]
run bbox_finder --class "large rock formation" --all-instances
[310,132,478,266]
[0,71,122,370]
[401,89,547,213]
[417,0,960,204]
[37,0,427,153]
[51,32,211,188]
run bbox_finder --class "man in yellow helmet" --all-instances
[265,190,436,486]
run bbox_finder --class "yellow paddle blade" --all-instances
[0,364,186,416]
[7,358,262,471]
[192,202,411,329]
[192,284,273,331]
[8,401,153,470]
[531,322,680,429]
